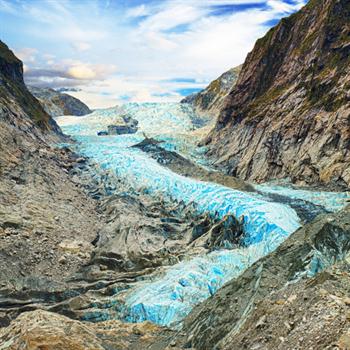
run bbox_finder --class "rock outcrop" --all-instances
[133,136,253,192]
[206,0,350,189]
[97,114,138,135]
[28,86,91,117]
[181,65,241,119]
[0,41,60,133]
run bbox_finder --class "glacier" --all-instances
[56,102,348,327]
[255,183,349,213]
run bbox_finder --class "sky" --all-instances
[0,0,306,108]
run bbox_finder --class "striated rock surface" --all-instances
[28,85,91,117]
[206,0,350,189]
[181,65,241,119]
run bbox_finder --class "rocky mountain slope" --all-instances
[28,85,91,117]
[0,39,251,346]
[205,0,350,189]
[0,41,105,324]
[181,65,241,118]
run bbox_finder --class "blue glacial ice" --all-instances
[56,102,197,136]
[56,103,345,327]
[62,133,301,247]
[122,241,279,327]
[56,102,208,164]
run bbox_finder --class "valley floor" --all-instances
[1,103,350,349]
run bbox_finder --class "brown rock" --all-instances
[205,0,350,189]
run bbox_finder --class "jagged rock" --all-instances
[91,184,245,272]
[206,0,350,189]
[28,86,91,117]
[107,123,137,135]
[0,40,61,133]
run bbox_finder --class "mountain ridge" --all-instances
[181,65,241,119]
[28,85,91,117]
[0,40,61,133]
[204,0,350,189]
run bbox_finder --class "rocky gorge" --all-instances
[0,0,350,349]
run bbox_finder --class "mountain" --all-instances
[205,0,350,189]
[0,41,105,328]
[28,86,91,117]
[181,65,241,118]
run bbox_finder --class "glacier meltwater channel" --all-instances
[55,103,347,327]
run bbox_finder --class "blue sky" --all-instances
[0,0,306,108]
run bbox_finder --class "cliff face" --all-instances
[206,0,350,189]
[28,86,91,117]
[181,65,241,118]
[0,41,60,133]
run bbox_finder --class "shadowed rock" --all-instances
[133,136,254,192]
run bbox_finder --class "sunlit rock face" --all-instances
[205,0,350,189]
[56,102,348,327]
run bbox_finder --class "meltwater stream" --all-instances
[56,103,348,327]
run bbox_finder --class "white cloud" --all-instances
[126,4,150,18]
[267,0,305,13]
[68,65,96,79]
[3,0,307,108]
[139,4,204,32]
